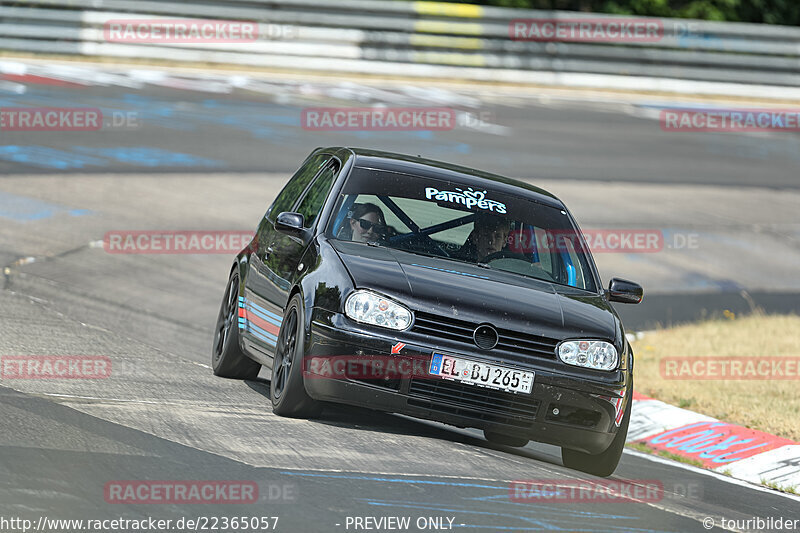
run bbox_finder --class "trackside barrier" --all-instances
[1,0,799,96]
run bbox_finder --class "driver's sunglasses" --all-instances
[355,218,386,234]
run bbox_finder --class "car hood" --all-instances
[331,240,618,342]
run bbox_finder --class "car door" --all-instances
[243,153,331,355]
[261,157,340,313]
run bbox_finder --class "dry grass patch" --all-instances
[631,313,800,441]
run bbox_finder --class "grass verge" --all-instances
[630,313,800,442]
[760,478,798,495]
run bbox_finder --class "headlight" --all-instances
[558,340,618,371]
[344,290,412,331]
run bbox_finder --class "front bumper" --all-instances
[305,310,630,455]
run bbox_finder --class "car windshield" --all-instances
[327,167,597,292]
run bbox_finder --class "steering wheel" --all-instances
[478,250,531,264]
[387,232,450,258]
[479,250,557,283]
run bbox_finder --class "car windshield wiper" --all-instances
[475,262,492,270]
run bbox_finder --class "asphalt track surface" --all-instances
[2,68,799,328]
[1,66,800,532]
[1,73,800,189]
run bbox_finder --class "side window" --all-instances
[268,154,330,220]
[295,161,339,228]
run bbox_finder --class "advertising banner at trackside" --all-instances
[630,395,796,471]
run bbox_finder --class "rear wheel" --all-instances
[561,390,631,477]
[212,271,261,379]
[270,294,322,418]
[484,430,529,448]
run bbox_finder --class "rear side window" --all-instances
[296,161,339,228]
[268,154,330,220]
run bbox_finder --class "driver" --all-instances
[455,213,510,262]
[345,202,387,243]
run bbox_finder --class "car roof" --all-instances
[334,147,565,209]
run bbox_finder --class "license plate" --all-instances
[429,353,534,394]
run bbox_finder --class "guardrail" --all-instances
[1,0,799,95]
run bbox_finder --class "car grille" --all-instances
[408,378,540,427]
[412,312,558,362]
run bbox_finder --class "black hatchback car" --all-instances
[212,147,643,477]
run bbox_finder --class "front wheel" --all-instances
[270,294,322,418]
[561,390,631,477]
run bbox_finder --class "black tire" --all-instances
[270,294,322,418]
[561,389,631,477]
[484,430,529,448]
[212,270,261,379]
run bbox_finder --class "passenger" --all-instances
[456,213,510,262]
[345,203,387,243]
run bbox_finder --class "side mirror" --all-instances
[275,212,306,239]
[606,278,643,304]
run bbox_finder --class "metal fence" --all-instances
[1,0,798,92]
